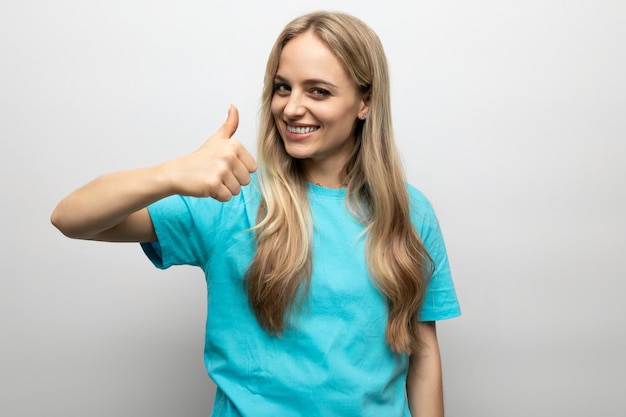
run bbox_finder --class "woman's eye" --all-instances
[273,83,290,94]
[310,88,331,97]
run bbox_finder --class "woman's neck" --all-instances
[302,161,347,189]
[306,172,345,189]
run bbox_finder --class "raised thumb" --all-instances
[220,104,239,139]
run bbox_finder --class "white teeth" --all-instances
[287,125,318,134]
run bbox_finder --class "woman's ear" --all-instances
[358,92,371,120]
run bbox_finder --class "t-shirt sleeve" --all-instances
[140,195,216,269]
[409,187,461,321]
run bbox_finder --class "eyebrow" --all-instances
[274,75,339,89]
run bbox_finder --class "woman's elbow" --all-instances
[50,206,83,239]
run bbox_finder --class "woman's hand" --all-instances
[161,105,257,201]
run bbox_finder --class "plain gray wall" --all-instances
[1,0,624,416]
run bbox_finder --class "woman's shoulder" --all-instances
[405,183,435,212]
[405,182,441,231]
[150,173,261,226]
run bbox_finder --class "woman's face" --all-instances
[271,30,369,184]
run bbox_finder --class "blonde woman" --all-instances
[52,11,460,417]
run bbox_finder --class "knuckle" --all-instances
[205,178,221,191]
[239,173,252,185]
[222,151,237,164]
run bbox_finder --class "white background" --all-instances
[1,0,624,416]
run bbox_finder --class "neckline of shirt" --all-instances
[307,182,346,200]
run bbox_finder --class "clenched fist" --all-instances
[163,105,258,201]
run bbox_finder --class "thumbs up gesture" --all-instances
[164,105,258,201]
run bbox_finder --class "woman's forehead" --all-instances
[276,32,351,86]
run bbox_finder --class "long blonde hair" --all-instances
[246,11,433,354]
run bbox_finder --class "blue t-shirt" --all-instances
[141,177,460,417]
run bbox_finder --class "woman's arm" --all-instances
[51,167,169,242]
[50,105,256,242]
[406,321,444,417]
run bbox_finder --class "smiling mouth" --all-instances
[287,125,319,134]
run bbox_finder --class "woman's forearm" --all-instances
[51,105,257,241]
[50,164,172,239]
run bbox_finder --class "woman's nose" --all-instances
[283,91,306,118]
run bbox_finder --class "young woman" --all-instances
[51,11,460,417]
